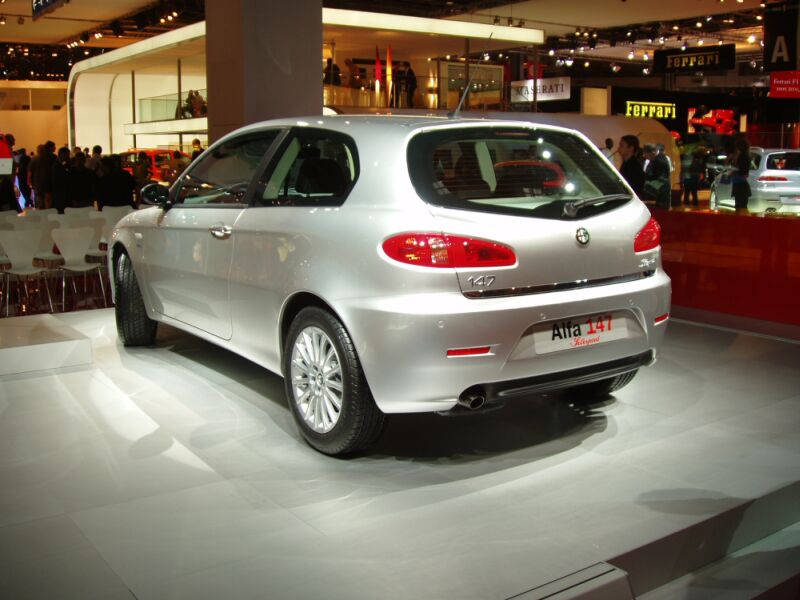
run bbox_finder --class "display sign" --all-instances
[763,4,798,72]
[625,101,677,120]
[653,44,736,73]
[769,71,800,98]
[32,0,67,20]
[510,77,570,103]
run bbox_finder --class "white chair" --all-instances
[85,218,108,263]
[0,209,19,222]
[0,229,54,316]
[51,227,107,311]
[64,206,97,219]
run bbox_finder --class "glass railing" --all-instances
[138,89,208,123]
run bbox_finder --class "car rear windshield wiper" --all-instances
[562,194,633,218]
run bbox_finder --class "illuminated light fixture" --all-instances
[750,60,757,68]
[0,16,5,25]
[51,52,57,57]
[578,46,585,53]
[321,8,544,44]
[626,30,632,37]
[445,54,451,60]
[681,42,687,51]
[584,61,590,67]
[643,51,650,60]
[643,67,651,75]
[569,48,574,53]
[483,53,490,61]
[611,63,621,72]
[760,40,764,47]
[564,57,574,66]
[696,21,702,28]
[172,10,178,17]
[627,50,635,60]
[582,30,589,37]
[672,25,679,31]
[697,39,704,46]
[747,34,756,44]
[167,15,173,21]
[548,48,555,56]
[756,15,762,20]
[706,15,712,22]
[659,37,666,44]
[575,30,581,36]
[718,40,723,45]
[592,32,598,38]
[160,17,165,23]
[84,50,89,55]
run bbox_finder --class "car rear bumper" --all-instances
[338,269,671,413]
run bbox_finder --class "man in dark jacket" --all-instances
[643,143,671,209]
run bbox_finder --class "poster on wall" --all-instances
[687,107,739,135]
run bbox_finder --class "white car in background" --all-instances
[711,148,800,213]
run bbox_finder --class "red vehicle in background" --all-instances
[120,148,190,184]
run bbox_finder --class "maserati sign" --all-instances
[510,77,571,103]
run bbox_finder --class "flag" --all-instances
[386,45,393,104]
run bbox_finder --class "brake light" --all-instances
[655,313,669,324]
[634,217,661,253]
[758,175,788,182]
[382,233,516,268]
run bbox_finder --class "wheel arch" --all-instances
[279,292,340,358]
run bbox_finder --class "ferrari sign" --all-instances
[625,101,677,120]
[653,44,736,73]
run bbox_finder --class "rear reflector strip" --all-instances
[447,346,491,357]
[655,313,669,324]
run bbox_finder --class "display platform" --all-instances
[0,313,92,376]
[0,309,798,599]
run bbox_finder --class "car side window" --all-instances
[254,128,358,207]
[174,131,279,206]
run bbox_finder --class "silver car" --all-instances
[710,147,800,213]
[110,116,671,455]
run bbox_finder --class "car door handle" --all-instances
[209,224,233,239]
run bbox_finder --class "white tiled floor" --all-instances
[1,309,798,600]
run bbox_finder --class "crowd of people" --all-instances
[608,133,751,211]
[0,134,205,214]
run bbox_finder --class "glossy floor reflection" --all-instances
[1,309,798,599]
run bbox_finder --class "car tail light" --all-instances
[634,217,661,253]
[654,313,669,325]
[382,233,516,268]
[758,175,788,182]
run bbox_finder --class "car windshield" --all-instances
[765,152,800,171]
[407,126,632,220]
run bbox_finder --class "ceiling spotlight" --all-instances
[564,58,574,67]
[172,10,178,17]
[493,15,500,25]
[672,25,679,31]
[483,53,490,61]
[627,50,635,60]
[548,48,555,56]
[84,50,89,55]
[696,21,702,28]
[592,33,598,38]
[706,16,712,22]
[643,52,650,60]
[0,16,5,25]
[584,61,590,67]
[611,63,621,73]
[697,39,704,46]
[94,32,102,38]
[659,37,666,44]
[756,15,762,21]
[167,15,173,21]
[160,17,166,23]
[718,40,723,45]
[642,67,651,75]
[51,52,57,57]
[575,30,581,36]
[626,30,632,37]
[583,31,589,37]
[747,34,756,44]
[681,42,687,51]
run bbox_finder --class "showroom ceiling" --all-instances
[0,0,783,81]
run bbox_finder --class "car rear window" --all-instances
[407,126,632,220]
[766,152,800,171]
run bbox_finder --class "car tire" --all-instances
[114,252,158,347]
[567,369,638,403]
[283,307,386,456]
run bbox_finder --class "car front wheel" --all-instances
[283,307,385,456]
[114,252,158,346]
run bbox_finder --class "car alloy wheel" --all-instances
[290,326,344,433]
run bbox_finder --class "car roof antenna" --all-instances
[448,33,492,119]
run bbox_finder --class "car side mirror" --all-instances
[141,182,170,207]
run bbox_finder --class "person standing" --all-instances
[15,148,32,208]
[51,147,72,214]
[601,138,615,162]
[643,143,671,209]
[323,58,342,86]
[29,142,56,209]
[0,133,20,213]
[617,135,644,198]
[69,152,94,208]
[405,65,417,108]
[190,139,204,160]
[682,150,704,207]
[730,135,751,212]
[86,145,103,172]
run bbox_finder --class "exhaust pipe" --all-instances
[457,387,486,410]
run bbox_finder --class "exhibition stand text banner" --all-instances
[510,77,571,103]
